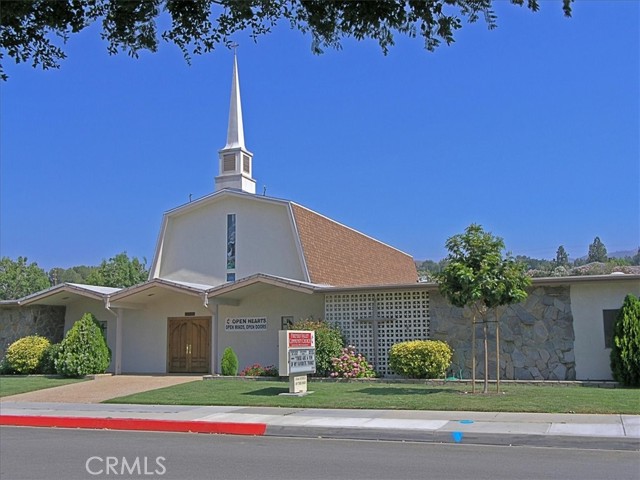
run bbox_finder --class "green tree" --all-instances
[514,255,554,276]
[417,259,444,282]
[220,347,239,376]
[418,259,442,274]
[0,0,573,80]
[49,265,96,285]
[48,267,69,285]
[554,245,569,267]
[0,256,51,300]
[56,313,111,377]
[436,224,530,393]
[86,252,148,288]
[610,294,640,387]
[587,236,608,263]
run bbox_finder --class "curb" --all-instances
[2,415,638,451]
[0,415,267,436]
[264,425,640,451]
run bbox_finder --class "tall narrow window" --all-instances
[603,309,619,349]
[227,214,236,270]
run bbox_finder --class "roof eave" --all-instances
[16,283,114,306]
[530,273,640,285]
[109,278,210,303]
[321,273,640,293]
[207,273,321,299]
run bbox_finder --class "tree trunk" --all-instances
[483,318,489,394]
[472,312,476,394]
[495,308,500,393]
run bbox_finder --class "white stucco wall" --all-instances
[571,278,640,380]
[215,287,324,373]
[116,287,322,374]
[119,292,211,374]
[157,195,305,286]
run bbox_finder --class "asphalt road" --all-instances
[1,427,638,480]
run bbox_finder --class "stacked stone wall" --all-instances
[0,305,66,359]
[429,286,576,380]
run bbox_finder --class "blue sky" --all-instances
[1,1,638,271]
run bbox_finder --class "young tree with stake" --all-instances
[436,224,530,393]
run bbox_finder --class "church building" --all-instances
[2,55,638,381]
[11,54,423,377]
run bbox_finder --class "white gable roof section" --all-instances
[16,283,120,306]
[108,278,216,307]
[149,190,282,279]
[107,273,323,310]
[149,189,309,285]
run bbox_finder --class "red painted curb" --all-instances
[0,415,266,436]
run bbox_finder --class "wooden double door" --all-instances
[167,317,211,373]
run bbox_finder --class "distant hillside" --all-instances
[609,249,637,259]
[415,247,639,280]
[416,249,638,266]
[575,249,637,262]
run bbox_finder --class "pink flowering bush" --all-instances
[330,346,376,379]
[239,363,278,377]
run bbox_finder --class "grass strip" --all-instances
[0,376,86,397]
[104,379,640,414]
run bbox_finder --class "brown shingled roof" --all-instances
[290,203,418,287]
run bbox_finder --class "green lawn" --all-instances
[104,379,640,414]
[0,376,86,397]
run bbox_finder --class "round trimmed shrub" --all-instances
[221,347,239,376]
[5,335,51,374]
[56,313,111,377]
[293,319,345,376]
[389,340,453,379]
[330,346,376,378]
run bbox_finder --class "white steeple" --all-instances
[215,50,256,194]
[224,53,245,150]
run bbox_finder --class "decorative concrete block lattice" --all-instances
[325,290,429,377]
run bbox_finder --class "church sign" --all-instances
[288,348,316,374]
[224,317,267,332]
[278,330,316,394]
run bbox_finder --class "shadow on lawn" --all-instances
[357,387,450,396]
[242,387,288,396]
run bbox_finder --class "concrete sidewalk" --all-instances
[1,401,638,451]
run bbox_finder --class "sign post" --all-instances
[278,330,316,396]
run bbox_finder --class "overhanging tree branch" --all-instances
[0,0,573,80]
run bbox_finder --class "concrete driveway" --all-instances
[0,375,200,404]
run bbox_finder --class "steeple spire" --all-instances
[215,50,256,194]
[224,50,245,150]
